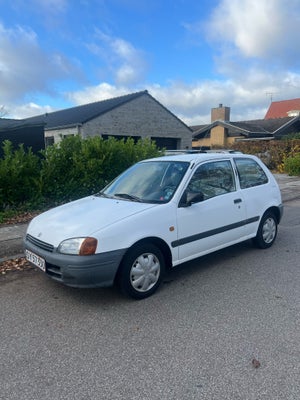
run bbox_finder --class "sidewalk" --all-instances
[273,173,300,202]
[0,223,27,262]
[0,174,300,262]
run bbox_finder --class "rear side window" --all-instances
[234,158,268,189]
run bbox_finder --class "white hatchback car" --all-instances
[24,153,283,299]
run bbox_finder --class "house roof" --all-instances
[23,90,192,132]
[0,118,45,131]
[265,98,300,119]
[192,116,300,140]
[24,91,149,129]
[0,118,21,129]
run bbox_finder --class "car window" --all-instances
[102,160,189,203]
[234,158,268,189]
[186,160,236,200]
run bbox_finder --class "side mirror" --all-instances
[179,191,204,207]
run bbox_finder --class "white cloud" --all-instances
[0,23,79,105]
[89,30,149,85]
[206,0,300,65]
[65,82,130,104]
[3,0,300,126]
[61,71,280,126]
[6,102,55,119]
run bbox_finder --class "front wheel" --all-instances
[253,212,278,249]
[117,243,165,299]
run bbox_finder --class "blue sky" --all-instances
[1,0,300,125]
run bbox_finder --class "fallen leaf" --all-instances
[252,358,261,368]
[0,257,34,274]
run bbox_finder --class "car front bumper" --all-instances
[24,237,127,288]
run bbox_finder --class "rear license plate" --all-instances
[25,250,46,272]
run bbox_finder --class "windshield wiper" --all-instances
[114,193,142,202]
[96,192,113,198]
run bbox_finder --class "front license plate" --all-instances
[25,250,46,272]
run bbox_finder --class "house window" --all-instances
[45,136,54,147]
[152,137,179,150]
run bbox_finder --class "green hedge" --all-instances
[0,140,42,209]
[0,136,161,211]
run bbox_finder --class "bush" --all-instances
[39,135,161,203]
[284,154,300,176]
[232,139,300,173]
[0,141,42,210]
[0,135,161,212]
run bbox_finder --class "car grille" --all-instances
[26,234,54,253]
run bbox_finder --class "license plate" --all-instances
[25,250,46,272]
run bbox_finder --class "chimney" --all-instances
[211,104,230,123]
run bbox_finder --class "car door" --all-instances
[174,159,248,264]
[233,157,271,236]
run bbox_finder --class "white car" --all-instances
[24,153,283,299]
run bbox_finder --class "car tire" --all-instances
[117,243,165,299]
[253,211,278,249]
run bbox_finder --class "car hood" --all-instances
[27,195,158,247]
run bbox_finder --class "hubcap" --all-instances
[262,217,276,244]
[130,253,160,292]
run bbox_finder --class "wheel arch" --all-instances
[114,236,173,283]
[263,206,282,224]
[253,206,279,249]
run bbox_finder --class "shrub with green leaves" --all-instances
[0,135,160,212]
[284,153,300,176]
[0,140,42,210]
[40,135,161,202]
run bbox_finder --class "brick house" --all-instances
[192,103,300,149]
[25,90,193,150]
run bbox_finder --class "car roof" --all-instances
[145,152,254,164]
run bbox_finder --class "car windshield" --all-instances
[99,160,189,203]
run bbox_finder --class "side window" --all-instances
[234,158,268,189]
[187,160,236,200]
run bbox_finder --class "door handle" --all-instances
[234,198,242,204]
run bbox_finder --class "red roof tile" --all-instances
[265,98,300,119]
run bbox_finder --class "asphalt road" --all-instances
[1,199,300,400]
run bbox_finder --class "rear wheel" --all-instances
[117,243,165,299]
[253,212,278,249]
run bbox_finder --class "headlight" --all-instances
[58,237,98,255]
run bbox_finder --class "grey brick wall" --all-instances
[82,94,192,149]
[45,126,81,143]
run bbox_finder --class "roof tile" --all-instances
[265,98,300,119]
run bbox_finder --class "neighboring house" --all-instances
[0,119,45,157]
[192,103,300,149]
[265,98,300,119]
[25,90,193,150]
